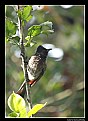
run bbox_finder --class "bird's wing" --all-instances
[30,64,46,87]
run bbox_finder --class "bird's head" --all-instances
[36,45,52,57]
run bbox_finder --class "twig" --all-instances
[17,5,32,113]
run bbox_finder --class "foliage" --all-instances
[6,5,54,118]
[25,21,54,47]
[6,5,54,47]
[6,5,84,117]
[8,92,46,118]
[6,19,18,40]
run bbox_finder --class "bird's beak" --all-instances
[47,48,52,52]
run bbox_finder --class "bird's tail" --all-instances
[16,80,36,98]
[16,81,26,98]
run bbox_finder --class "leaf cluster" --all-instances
[8,92,47,118]
[6,5,54,47]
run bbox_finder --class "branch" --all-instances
[17,5,32,111]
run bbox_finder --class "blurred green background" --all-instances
[6,5,84,117]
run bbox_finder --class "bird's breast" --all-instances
[27,55,46,80]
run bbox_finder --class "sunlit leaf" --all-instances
[28,102,47,117]
[22,6,32,20]
[25,36,31,41]
[8,112,19,117]
[27,21,54,38]
[19,108,28,118]
[24,41,30,47]
[40,21,53,29]
[28,25,42,37]
[26,15,33,22]
[8,92,26,113]
[24,40,36,47]
[17,6,33,25]
[6,19,17,38]
[41,30,54,36]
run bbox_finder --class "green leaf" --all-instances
[8,92,26,113]
[27,102,47,117]
[22,6,32,21]
[17,6,32,26]
[24,41,36,47]
[28,25,42,37]
[27,21,54,38]
[24,41,30,47]
[24,37,37,47]
[19,108,28,118]
[8,112,19,117]
[25,36,31,41]
[40,21,53,29]
[26,21,54,43]
[9,35,20,42]
[41,30,54,36]
[6,19,17,38]
[26,15,33,22]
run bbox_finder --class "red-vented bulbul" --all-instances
[16,45,51,97]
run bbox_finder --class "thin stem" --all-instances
[17,5,32,113]
[12,40,21,49]
[26,84,33,109]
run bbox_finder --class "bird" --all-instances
[16,45,52,98]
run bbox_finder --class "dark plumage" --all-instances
[16,45,51,97]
